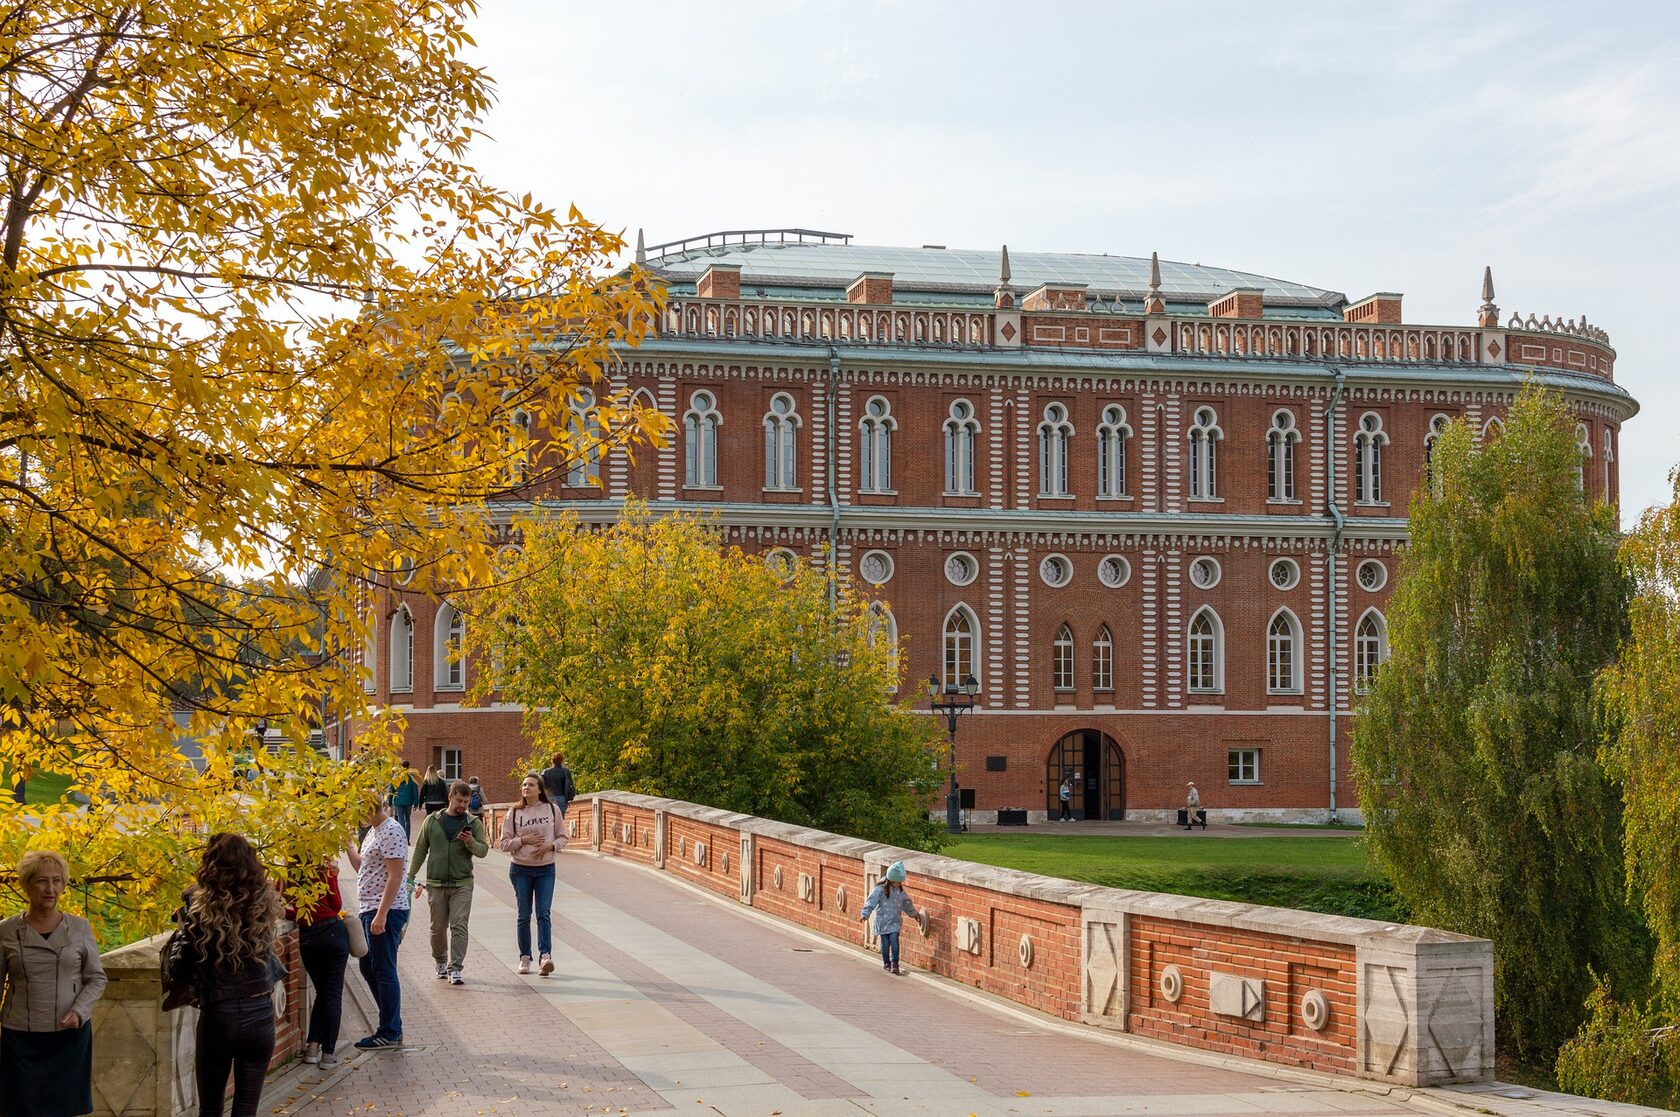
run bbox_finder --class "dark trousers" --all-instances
[1058,799,1071,820]
[392,807,412,838]
[509,863,556,958]
[298,917,350,1053]
[197,994,276,1117]
[358,908,408,1040]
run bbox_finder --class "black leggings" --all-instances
[197,994,276,1117]
[298,917,350,1053]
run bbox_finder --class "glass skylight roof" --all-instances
[650,241,1343,304]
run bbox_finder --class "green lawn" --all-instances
[943,833,1406,922]
[2,770,73,804]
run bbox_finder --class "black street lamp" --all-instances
[927,673,979,834]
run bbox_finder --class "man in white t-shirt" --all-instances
[346,799,410,1048]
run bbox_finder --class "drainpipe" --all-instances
[1324,366,1346,823]
[827,348,841,609]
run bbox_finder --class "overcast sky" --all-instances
[465,0,1678,525]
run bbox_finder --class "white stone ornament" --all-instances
[1018,934,1034,968]
[1301,988,1330,1031]
[694,842,707,866]
[957,916,982,954]
[721,851,730,872]
[773,865,783,890]
[1159,963,1184,1003]
[1209,971,1266,1021]
[836,885,848,911]
[916,909,931,935]
[798,872,815,902]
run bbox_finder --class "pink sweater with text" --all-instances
[497,801,567,866]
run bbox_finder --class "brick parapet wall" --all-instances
[571,790,1493,1088]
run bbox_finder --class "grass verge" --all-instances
[943,833,1407,922]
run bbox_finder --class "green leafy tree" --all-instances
[1352,384,1646,1065]
[467,504,949,851]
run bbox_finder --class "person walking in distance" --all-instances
[346,799,409,1049]
[1057,777,1073,822]
[0,849,107,1117]
[465,776,485,823]
[407,780,487,986]
[389,763,420,839]
[286,860,349,1070]
[1184,781,1202,830]
[499,773,567,976]
[539,753,577,818]
[419,766,448,816]
[859,862,921,976]
[171,834,285,1117]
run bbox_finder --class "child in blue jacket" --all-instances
[859,861,921,975]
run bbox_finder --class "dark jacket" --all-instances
[171,897,280,1004]
[419,776,449,808]
[541,764,576,804]
[391,773,420,809]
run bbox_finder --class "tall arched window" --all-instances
[565,388,601,486]
[1603,429,1614,498]
[501,390,532,486]
[434,604,465,690]
[1097,405,1130,498]
[943,400,979,494]
[1267,609,1302,694]
[684,390,721,487]
[1267,410,1299,501]
[763,392,800,490]
[1187,607,1223,694]
[1052,623,1074,691]
[859,396,895,492]
[943,606,978,690]
[1574,423,1592,494]
[389,606,413,693]
[866,602,899,688]
[1092,624,1114,692]
[1188,407,1221,500]
[1421,413,1450,492]
[362,613,377,694]
[1354,413,1387,504]
[1354,610,1388,693]
[1037,403,1073,496]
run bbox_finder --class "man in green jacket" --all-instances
[407,780,488,985]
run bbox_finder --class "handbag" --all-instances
[342,911,369,958]
[160,928,200,1012]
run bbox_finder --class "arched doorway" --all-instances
[1045,731,1126,820]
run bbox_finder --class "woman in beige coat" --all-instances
[0,849,108,1117]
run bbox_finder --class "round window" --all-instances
[1188,556,1221,589]
[1357,559,1387,591]
[765,548,798,580]
[1098,555,1131,588]
[944,552,978,587]
[394,556,416,586]
[858,550,893,586]
[1269,558,1300,591]
[1040,555,1072,588]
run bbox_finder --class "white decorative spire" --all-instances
[993,244,1015,308]
[1478,265,1498,327]
[635,227,647,266]
[1143,251,1165,315]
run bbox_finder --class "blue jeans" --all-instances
[509,863,555,958]
[358,908,407,1040]
[878,931,900,968]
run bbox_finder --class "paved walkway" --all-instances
[266,848,1637,1117]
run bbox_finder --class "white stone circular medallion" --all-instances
[836,885,848,911]
[1301,988,1330,1031]
[773,866,783,890]
[1159,963,1184,1003]
[1018,934,1034,968]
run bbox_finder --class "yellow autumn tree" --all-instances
[0,1,664,939]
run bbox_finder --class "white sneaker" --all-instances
[517,957,532,975]
[448,968,464,985]
[539,953,554,976]
[318,1051,339,1070]
[302,1042,321,1064]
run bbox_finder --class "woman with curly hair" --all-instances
[170,833,284,1117]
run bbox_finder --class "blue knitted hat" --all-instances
[885,861,906,883]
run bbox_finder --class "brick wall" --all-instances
[576,791,1494,1088]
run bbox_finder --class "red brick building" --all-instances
[346,231,1635,822]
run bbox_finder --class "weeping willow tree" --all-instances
[1353,384,1647,1066]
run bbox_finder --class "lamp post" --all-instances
[927,673,979,834]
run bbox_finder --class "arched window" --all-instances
[1354,413,1388,504]
[1097,405,1130,497]
[866,602,899,688]
[1574,423,1592,494]
[1603,429,1615,498]
[362,613,377,694]
[1092,624,1114,693]
[943,606,978,690]
[859,396,895,492]
[1052,622,1074,691]
[1037,403,1073,496]
[1188,407,1221,500]
[565,388,601,486]
[1267,609,1302,694]
[501,390,532,486]
[763,392,800,490]
[434,603,465,691]
[684,390,721,487]
[1187,607,1223,694]
[1481,415,1505,442]
[1354,610,1388,693]
[389,606,413,693]
[943,399,979,494]
[1267,410,1299,502]
[1422,414,1449,492]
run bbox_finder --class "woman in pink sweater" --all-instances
[497,774,568,975]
